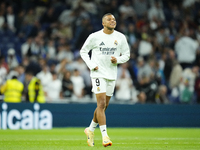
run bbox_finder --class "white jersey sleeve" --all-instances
[115,34,130,64]
[80,34,97,70]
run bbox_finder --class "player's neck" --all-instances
[103,28,114,34]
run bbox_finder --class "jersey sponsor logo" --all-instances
[99,47,117,55]
[114,40,118,45]
[100,42,105,46]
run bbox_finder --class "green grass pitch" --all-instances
[0,128,200,150]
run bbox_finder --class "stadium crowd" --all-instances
[0,0,200,104]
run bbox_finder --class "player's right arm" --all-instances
[80,34,98,71]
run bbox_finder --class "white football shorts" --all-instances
[91,78,116,96]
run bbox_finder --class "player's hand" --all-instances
[111,56,117,64]
[93,66,98,71]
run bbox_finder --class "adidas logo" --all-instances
[100,42,105,46]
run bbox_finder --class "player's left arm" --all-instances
[114,35,130,64]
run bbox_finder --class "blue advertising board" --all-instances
[0,102,200,130]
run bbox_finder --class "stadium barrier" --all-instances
[0,102,200,130]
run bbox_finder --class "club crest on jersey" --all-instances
[114,40,118,45]
[97,87,100,91]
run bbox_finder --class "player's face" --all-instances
[103,15,116,30]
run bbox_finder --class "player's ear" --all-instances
[102,17,105,27]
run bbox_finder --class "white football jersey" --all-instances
[80,29,130,80]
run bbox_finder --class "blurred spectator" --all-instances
[175,32,199,69]
[55,58,68,78]
[4,5,16,32]
[56,44,69,62]
[137,56,154,81]
[45,71,62,102]
[169,59,183,89]
[136,74,158,103]
[51,23,73,40]
[181,66,199,91]
[196,26,200,43]
[167,59,183,103]
[0,56,7,86]
[62,70,73,98]
[36,60,52,93]
[136,91,146,104]
[6,48,20,70]
[133,0,148,17]
[155,61,165,85]
[39,7,57,25]
[24,71,45,103]
[182,0,196,8]
[49,62,56,74]
[67,56,91,98]
[179,66,199,103]
[58,8,78,26]
[71,69,85,99]
[63,44,74,63]
[16,64,25,84]
[155,26,169,45]
[0,9,5,30]
[168,20,178,39]
[25,56,41,75]
[158,53,167,73]
[74,16,93,50]
[103,0,119,19]
[21,37,33,58]
[118,0,135,21]
[15,10,25,34]
[35,6,47,20]
[117,63,131,79]
[115,68,133,101]
[164,50,178,85]
[68,56,87,73]
[80,0,98,15]
[156,85,169,104]
[125,23,137,46]
[194,10,200,27]
[148,1,165,21]
[31,35,45,57]
[45,39,56,61]
[138,33,153,58]
[179,79,193,103]
[23,8,37,25]
[0,72,24,103]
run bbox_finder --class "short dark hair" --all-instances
[25,70,34,76]
[12,75,18,79]
[102,13,114,22]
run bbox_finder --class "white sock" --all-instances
[89,120,98,132]
[100,125,108,138]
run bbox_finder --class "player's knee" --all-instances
[97,100,106,110]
